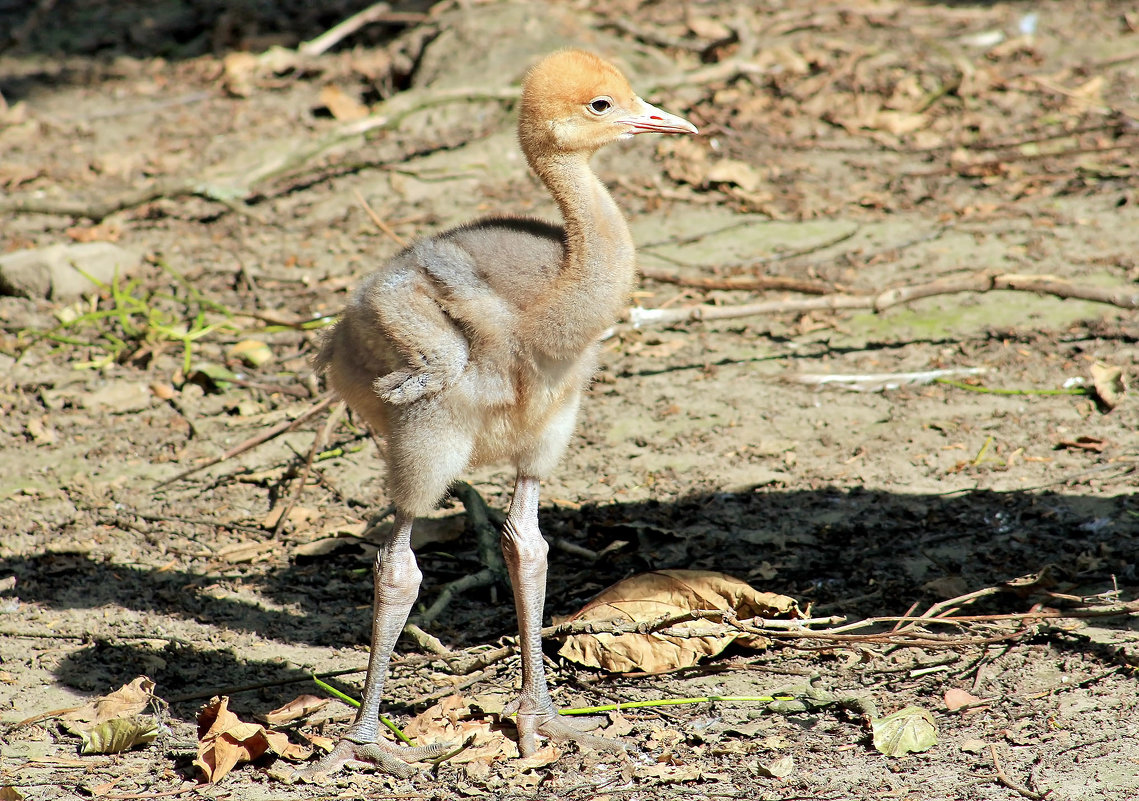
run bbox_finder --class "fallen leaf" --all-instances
[704,159,763,192]
[1090,362,1126,410]
[871,706,938,756]
[79,716,158,754]
[0,787,26,801]
[25,417,56,445]
[64,677,155,729]
[516,743,562,770]
[403,695,516,765]
[65,223,121,243]
[214,540,276,564]
[758,754,794,778]
[262,505,319,530]
[318,85,369,121]
[228,339,274,367]
[944,688,987,712]
[557,569,801,674]
[149,382,177,401]
[960,737,988,753]
[263,695,329,726]
[635,762,702,783]
[195,696,310,783]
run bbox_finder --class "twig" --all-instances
[542,609,842,639]
[990,743,1048,800]
[272,401,346,536]
[403,623,454,657]
[298,2,427,57]
[354,188,409,248]
[627,271,1139,327]
[413,568,497,628]
[640,268,838,295]
[450,481,509,586]
[792,367,987,392]
[154,394,335,488]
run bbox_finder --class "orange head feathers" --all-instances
[518,50,697,162]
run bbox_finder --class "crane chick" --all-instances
[299,49,697,779]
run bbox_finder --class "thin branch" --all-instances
[990,743,1047,800]
[640,268,839,295]
[354,188,409,248]
[298,2,428,57]
[272,400,345,536]
[154,394,335,488]
[628,271,1139,327]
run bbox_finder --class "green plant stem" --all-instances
[935,378,1090,396]
[310,675,413,745]
[559,694,796,715]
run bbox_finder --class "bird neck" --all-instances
[525,150,636,356]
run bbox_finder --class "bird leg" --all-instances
[292,513,450,781]
[500,475,626,757]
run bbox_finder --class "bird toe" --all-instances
[289,736,451,782]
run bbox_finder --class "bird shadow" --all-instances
[12,484,1136,719]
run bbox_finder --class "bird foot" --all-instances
[289,734,451,782]
[504,698,627,758]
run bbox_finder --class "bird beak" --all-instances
[618,98,698,135]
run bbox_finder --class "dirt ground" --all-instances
[2,1,1138,799]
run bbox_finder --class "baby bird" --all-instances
[300,49,697,779]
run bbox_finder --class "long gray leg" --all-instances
[293,513,449,780]
[500,475,626,757]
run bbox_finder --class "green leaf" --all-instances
[871,706,937,757]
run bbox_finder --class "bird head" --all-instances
[519,50,697,160]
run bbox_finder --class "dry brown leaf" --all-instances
[944,688,987,712]
[263,694,329,726]
[403,695,517,765]
[318,85,369,122]
[63,677,155,730]
[221,52,260,97]
[704,159,763,192]
[557,570,801,674]
[516,743,562,770]
[214,540,276,564]
[1090,362,1126,410]
[262,505,319,530]
[195,696,310,784]
[65,223,121,243]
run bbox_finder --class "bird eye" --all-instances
[587,97,613,115]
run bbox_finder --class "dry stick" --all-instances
[271,400,346,537]
[409,483,507,627]
[154,393,335,488]
[627,271,1139,328]
[354,188,409,248]
[990,743,1047,800]
[639,268,839,295]
[298,2,428,57]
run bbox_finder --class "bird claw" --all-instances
[504,698,627,758]
[289,735,452,782]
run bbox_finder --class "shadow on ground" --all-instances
[10,485,1136,717]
